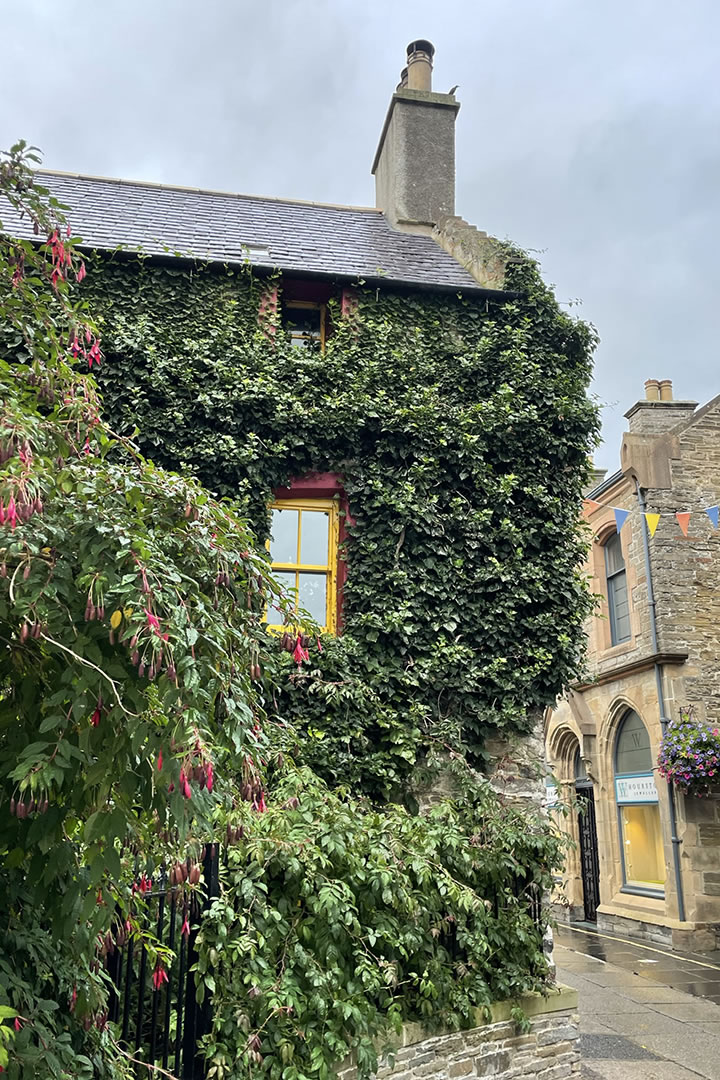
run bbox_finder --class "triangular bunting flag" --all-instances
[676,512,691,537]
[644,513,660,538]
[705,506,719,529]
[613,507,630,533]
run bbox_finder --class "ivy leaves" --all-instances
[81,250,599,794]
[199,768,562,1080]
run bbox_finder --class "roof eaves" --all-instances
[82,243,518,299]
[586,468,625,501]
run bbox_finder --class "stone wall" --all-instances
[545,391,720,948]
[337,987,579,1080]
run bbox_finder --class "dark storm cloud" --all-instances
[3,0,719,468]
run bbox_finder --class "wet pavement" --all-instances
[556,925,720,1079]
[557,923,720,1005]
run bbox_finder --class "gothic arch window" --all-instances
[614,711,664,895]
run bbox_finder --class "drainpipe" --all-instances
[635,479,686,923]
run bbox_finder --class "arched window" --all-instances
[614,711,664,894]
[604,531,631,645]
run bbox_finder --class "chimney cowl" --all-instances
[644,379,660,401]
[406,39,434,91]
[658,379,673,401]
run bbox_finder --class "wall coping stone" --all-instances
[385,985,578,1051]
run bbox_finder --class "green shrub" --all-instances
[197,767,561,1080]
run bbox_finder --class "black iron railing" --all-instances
[105,844,220,1079]
[104,848,546,1078]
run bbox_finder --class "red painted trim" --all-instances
[273,472,344,500]
[273,473,351,631]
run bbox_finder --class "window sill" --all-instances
[598,639,636,661]
[620,885,666,900]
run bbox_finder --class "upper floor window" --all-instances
[604,531,630,645]
[267,498,339,632]
[285,301,327,351]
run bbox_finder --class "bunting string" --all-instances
[584,498,720,538]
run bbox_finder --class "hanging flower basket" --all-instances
[658,709,720,797]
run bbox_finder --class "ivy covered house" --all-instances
[15,41,598,799]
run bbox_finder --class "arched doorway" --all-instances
[574,748,601,922]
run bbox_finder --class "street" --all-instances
[556,925,720,1079]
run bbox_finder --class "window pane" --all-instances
[621,804,665,889]
[604,532,625,576]
[616,711,652,774]
[300,510,329,566]
[297,572,327,624]
[266,571,297,624]
[287,306,322,347]
[270,509,298,564]
[609,570,630,644]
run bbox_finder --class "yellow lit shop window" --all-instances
[620,805,665,890]
[266,499,339,633]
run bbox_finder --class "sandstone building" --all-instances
[546,379,720,951]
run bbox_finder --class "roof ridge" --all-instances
[35,169,382,216]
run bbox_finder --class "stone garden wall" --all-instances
[337,986,579,1080]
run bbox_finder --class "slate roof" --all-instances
[5,170,486,293]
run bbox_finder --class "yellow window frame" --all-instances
[285,300,327,352]
[267,497,339,633]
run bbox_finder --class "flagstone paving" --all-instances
[555,924,720,1079]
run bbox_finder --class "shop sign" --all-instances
[544,781,559,808]
[615,773,659,804]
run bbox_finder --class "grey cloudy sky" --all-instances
[3,0,719,469]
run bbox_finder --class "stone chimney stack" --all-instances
[621,379,698,488]
[372,40,460,233]
[625,379,697,435]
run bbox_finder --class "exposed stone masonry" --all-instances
[337,990,579,1080]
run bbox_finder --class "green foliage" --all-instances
[198,767,562,1080]
[82,246,600,795]
[1,142,593,1080]
[0,143,287,1077]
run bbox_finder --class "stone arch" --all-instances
[546,719,583,784]
[598,694,642,761]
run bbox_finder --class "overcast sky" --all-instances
[3,0,719,469]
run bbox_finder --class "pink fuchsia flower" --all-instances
[292,635,309,664]
[152,962,169,990]
[6,497,17,530]
[180,769,192,799]
[181,915,191,939]
[14,1018,22,1031]
[205,762,214,793]
[145,608,169,642]
[87,339,101,368]
[157,750,163,772]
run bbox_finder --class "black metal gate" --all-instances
[105,844,220,1079]
[576,786,600,922]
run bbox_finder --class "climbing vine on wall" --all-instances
[80,250,598,798]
